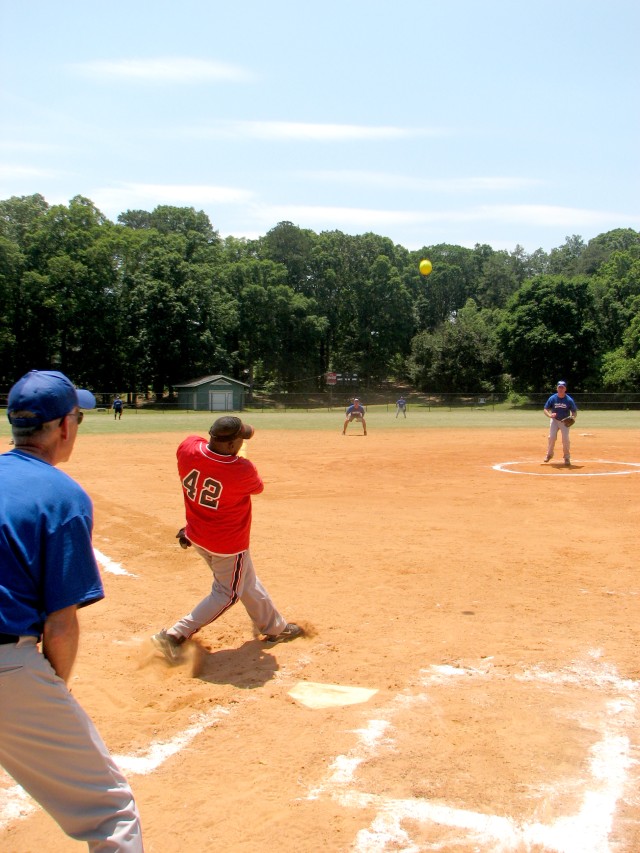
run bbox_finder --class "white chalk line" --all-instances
[493,460,640,477]
[112,706,230,774]
[0,784,37,826]
[94,547,138,577]
[0,632,314,832]
[307,656,640,853]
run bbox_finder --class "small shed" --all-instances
[174,375,249,412]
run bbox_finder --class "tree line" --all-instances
[1,193,639,395]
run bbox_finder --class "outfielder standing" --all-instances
[152,416,302,663]
[395,396,407,418]
[0,370,143,851]
[112,394,124,420]
[343,397,367,435]
[543,380,578,465]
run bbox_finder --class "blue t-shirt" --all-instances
[0,449,104,637]
[346,404,365,416]
[544,392,577,419]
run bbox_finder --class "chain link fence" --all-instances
[2,390,639,413]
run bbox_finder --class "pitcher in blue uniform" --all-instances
[543,380,578,465]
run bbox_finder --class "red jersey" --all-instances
[176,435,264,555]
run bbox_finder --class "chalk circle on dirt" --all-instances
[493,460,640,477]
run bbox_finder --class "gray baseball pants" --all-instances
[0,637,143,851]
[171,546,287,639]
[546,418,571,460]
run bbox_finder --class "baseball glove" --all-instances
[176,527,191,549]
[561,416,576,427]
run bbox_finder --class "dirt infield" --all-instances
[1,426,639,852]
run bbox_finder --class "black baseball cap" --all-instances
[209,416,254,441]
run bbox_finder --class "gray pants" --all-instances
[547,418,571,460]
[0,638,143,851]
[171,547,287,640]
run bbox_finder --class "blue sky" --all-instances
[1,0,638,253]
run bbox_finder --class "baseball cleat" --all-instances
[543,456,551,463]
[263,623,303,645]
[564,458,571,466]
[151,629,184,664]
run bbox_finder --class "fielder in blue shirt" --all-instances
[343,398,367,435]
[543,380,578,465]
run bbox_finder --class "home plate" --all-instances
[288,681,378,709]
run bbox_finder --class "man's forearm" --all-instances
[42,607,80,683]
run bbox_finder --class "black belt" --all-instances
[0,633,19,644]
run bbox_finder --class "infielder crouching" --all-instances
[342,398,367,435]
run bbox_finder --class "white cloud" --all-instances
[176,121,443,142]
[229,121,437,141]
[91,183,254,217]
[0,165,59,179]
[477,205,640,228]
[253,203,639,233]
[300,170,543,192]
[70,57,253,83]
[256,204,433,228]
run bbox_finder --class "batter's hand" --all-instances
[176,527,191,549]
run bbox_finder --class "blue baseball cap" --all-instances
[557,380,567,387]
[8,370,96,428]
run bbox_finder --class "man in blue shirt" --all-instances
[0,370,143,851]
[112,394,124,419]
[343,397,367,435]
[543,380,578,465]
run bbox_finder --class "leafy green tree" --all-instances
[232,272,327,390]
[119,229,234,394]
[307,231,410,381]
[117,210,153,230]
[410,243,482,331]
[0,194,50,247]
[221,255,288,374]
[600,297,640,390]
[577,228,640,275]
[261,221,315,292]
[0,237,22,383]
[590,250,640,351]
[547,235,586,276]
[497,275,598,391]
[474,251,520,308]
[413,263,466,331]
[408,300,502,392]
[335,254,413,382]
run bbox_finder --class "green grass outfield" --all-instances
[1,406,636,436]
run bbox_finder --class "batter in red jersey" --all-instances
[152,416,302,663]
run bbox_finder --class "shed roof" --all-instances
[174,374,250,390]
